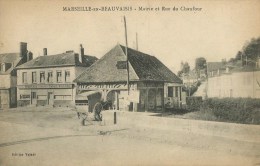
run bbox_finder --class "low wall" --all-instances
[101,111,260,142]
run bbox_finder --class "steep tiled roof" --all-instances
[0,53,22,74]
[74,45,139,83]
[120,45,182,83]
[16,52,98,69]
[74,44,182,84]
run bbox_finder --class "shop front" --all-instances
[17,84,75,107]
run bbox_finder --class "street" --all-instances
[0,107,259,166]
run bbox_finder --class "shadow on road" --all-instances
[149,109,191,117]
[0,128,129,148]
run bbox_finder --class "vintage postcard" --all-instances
[0,0,260,165]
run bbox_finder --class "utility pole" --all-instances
[136,32,138,51]
[124,16,130,95]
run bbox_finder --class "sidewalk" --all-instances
[102,110,260,143]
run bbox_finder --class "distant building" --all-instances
[181,69,198,84]
[207,61,260,98]
[207,62,225,77]
[16,45,97,107]
[0,42,33,109]
[74,44,183,112]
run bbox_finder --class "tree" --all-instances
[235,51,243,61]
[232,37,260,66]
[195,57,207,70]
[178,61,190,77]
[195,57,207,78]
[243,37,260,61]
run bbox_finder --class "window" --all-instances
[116,61,127,69]
[57,71,62,83]
[38,95,47,100]
[22,72,27,83]
[31,92,37,99]
[40,71,45,83]
[54,95,71,100]
[47,72,53,83]
[32,72,37,83]
[20,94,30,99]
[168,87,173,97]
[175,87,179,97]
[65,71,70,82]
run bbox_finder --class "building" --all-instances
[181,69,198,85]
[207,62,226,77]
[0,42,33,109]
[16,45,98,107]
[207,62,260,98]
[74,44,183,112]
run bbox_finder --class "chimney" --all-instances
[27,51,33,61]
[43,48,47,56]
[79,44,84,63]
[20,42,27,62]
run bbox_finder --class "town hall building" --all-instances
[74,44,183,112]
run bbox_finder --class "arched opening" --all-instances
[106,90,119,110]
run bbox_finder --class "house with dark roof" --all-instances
[74,44,183,112]
[0,42,33,109]
[207,62,226,77]
[16,45,98,107]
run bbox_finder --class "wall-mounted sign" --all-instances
[78,83,136,90]
[18,84,73,89]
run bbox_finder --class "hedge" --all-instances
[201,98,260,124]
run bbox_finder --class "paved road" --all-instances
[0,109,259,166]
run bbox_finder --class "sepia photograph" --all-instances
[0,0,260,165]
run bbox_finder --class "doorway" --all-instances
[31,92,37,105]
[48,92,53,105]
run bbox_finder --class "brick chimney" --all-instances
[20,42,27,62]
[43,48,47,56]
[79,44,84,63]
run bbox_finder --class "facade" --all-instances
[16,46,97,107]
[0,42,33,109]
[74,44,183,112]
[207,61,260,98]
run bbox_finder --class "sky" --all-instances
[0,0,259,72]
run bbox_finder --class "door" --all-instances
[148,89,156,111]
[31,92,37,105]
[48,92,53,105]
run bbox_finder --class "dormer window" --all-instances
[116,61,127,69]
